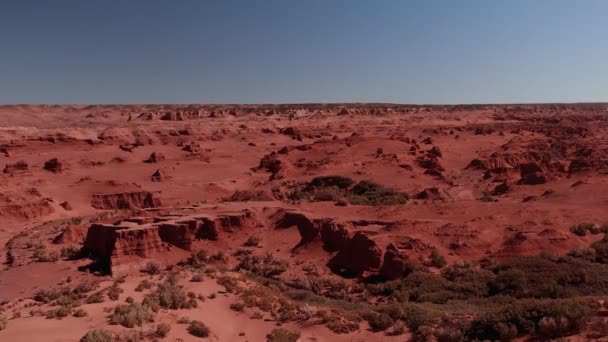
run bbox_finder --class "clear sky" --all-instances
[0,0,606,104]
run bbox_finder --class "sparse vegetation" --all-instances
[290,176,408,205]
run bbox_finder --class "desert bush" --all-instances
[45,306,71,319]
[34,246,59,262]
[154,322,171,338]
[191,272,204,282]
[177,316,191,324]
[134,279,154,292]
[80,329,113,342]
[570,222,599,236]
[73,308,88,317]
[86,292,105,304]
[434,326,465,342]
[227,189,272,202]
[0,316,6,331]
[236,253,289,278]
[308,176,354,190]
[266,328,301,342]
[388,319,407,336]
[110,303,154,328]
[465,298,595,340]
[428,248,447,268]
[347,180,408,205]
[188,320,210,337]
[107,286,123,301]
[364,312,395,331]
[537,316,573,339]
[142,261,162,275]
[61,245,82,260]
[588,318,608,339]
[186,249,208,268]
[243,235,261,247]
[230,302,245,312]
[147,278,188,310]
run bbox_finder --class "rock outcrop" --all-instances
[53,224,87,244]
[329,232,382,275]
[144,152,165,163]
[151,169,167,182]
[3,161,28,173]
[518,162,547,185]
[255,153,289,180]
[91,191,161,210]
[413,187,445,201]
[275,212,317,247]
[319,220,352,252]
[82,209,257,272]
[380,244,416,280]
[0,200,54,220]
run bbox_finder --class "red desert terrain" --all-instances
[1,103,608,341]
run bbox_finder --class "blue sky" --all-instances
[0,0,606,104]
